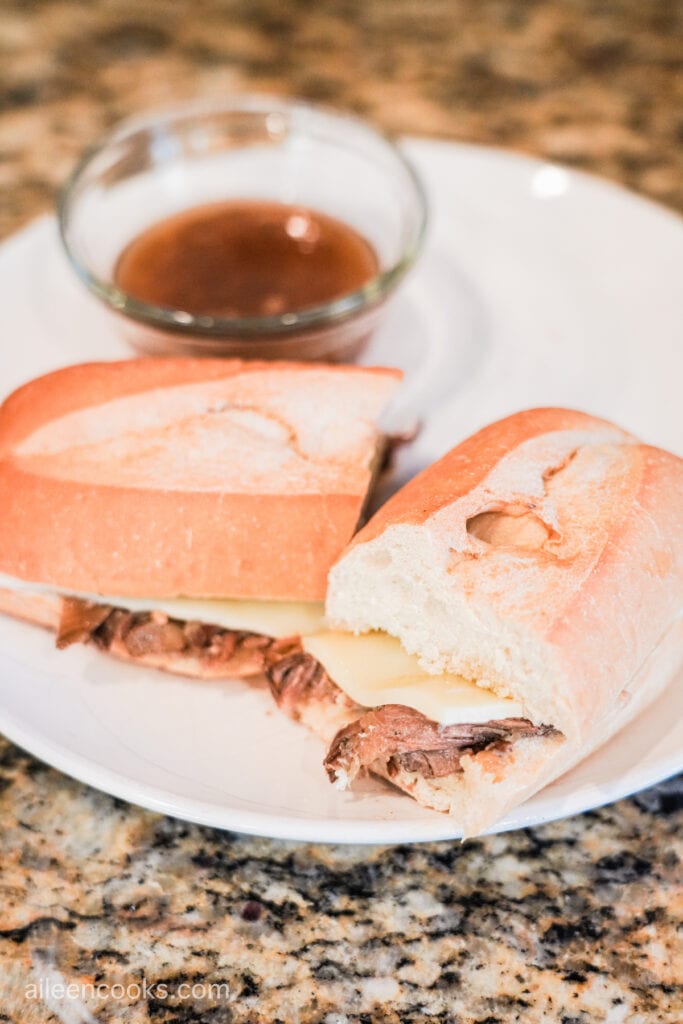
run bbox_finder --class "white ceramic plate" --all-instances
[0,140,681,843]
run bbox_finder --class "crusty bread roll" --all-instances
[0,358,400,602]
[320,408,683,833]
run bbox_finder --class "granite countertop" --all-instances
[0,2,682,1022]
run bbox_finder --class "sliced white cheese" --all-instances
[303,630,525,725]
[0,571,325,638]
[132,596,325,638]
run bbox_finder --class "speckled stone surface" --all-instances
[0,2,682,1022]
[1,0,683,238]
[0,740,682,1023]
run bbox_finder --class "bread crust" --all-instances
[0,464,360,600]
[0,357,400,455]
[347,407,633,544]
[0,359,401,600]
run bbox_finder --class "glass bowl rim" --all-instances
[57,94,429,338]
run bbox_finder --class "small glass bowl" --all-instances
[58,95,428,362]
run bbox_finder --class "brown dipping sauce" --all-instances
[114,200,379,319]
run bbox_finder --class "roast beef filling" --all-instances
[267,651,557,785]
[268,649,357,717]
[327,706,556,783]
[56,597,297,677]
[59,599,557,783]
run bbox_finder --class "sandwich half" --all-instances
[267,408,683,835]
[0,357,401,678]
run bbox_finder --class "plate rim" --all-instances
[402,135,683,231]
[4,135,683,246]
[0,690,680,845]
[0,137,681,843]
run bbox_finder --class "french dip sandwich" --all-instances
[268,408,683,834]
[0,357,401,677]
[0,361,680,835]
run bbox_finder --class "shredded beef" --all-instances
[123,615,186,657]
[56,597,299,677]
[325,705,557,784]
[60,597,557,784]
[265,651,558,787]
[56,598,113,649]
[268,650,358,719]
[93,608,134,649]
[387,748,469,778]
